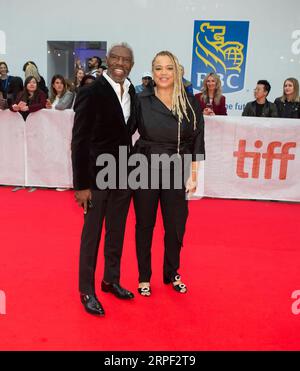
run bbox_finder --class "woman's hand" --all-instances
[203,107,215,116]
[20,105,29,112]
[17,101,26,109]
[185,177,197,194]
[17,101,28,111]
[46,99,52,109]
[12,104,19,112]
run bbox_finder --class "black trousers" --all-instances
[133,184,188,283]
[79,189,132,294]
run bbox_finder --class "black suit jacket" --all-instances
[71,75,136,190]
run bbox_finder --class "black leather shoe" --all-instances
[101,281,134,299]
[80,294,105,316]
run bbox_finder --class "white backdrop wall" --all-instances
[0,0,300,115]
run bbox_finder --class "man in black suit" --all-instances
[71,43,136,316]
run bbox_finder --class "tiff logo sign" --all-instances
[0,30,6,54]
[233,140,296,180]
[0,290,6,315]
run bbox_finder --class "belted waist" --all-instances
[134,138,192,155]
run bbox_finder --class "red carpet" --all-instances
[0,186,300,350]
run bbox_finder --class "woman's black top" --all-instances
[134,86,205,162]
[274,97,300,118]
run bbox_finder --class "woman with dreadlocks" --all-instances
[133,51,205,296]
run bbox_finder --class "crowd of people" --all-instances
[135,71,300,119]
[0,57,103,192]
[0,57,106,118]
[1,57,299,119]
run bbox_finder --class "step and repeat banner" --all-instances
[198,116,300,202]
[0,110,299,201]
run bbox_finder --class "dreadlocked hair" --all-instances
[152,51,196,130]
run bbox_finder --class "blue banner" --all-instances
[191,20,249,93]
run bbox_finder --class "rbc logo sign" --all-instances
[191,21,249,93]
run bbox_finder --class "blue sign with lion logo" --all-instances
[191,21,249,93]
